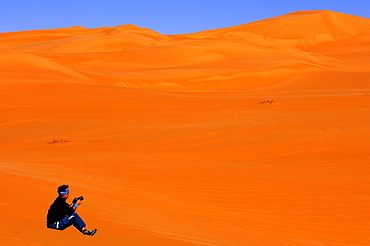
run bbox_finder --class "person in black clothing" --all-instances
[46,185,97,236]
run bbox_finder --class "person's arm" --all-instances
[71,199,83,211]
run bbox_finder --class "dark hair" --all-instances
[57,184,69,193]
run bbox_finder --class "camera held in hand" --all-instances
[72,196,84,204]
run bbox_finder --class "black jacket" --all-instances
[46,196,74,225]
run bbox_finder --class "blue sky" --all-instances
[1,0,369,34]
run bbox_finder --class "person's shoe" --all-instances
[83,229,97,236]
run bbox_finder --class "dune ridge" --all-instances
[1,10,369,91]
[1,10,370,246]
[192,10,370,45]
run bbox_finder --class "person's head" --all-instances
[57,184,69,199]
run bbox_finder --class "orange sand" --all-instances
[1,10,370,245]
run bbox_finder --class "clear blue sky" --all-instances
[1,0,369,34]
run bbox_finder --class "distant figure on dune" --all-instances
[46,184,97,236]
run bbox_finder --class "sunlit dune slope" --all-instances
[1,83,370,246]
[185,10,369,47]
[1,10,369,90]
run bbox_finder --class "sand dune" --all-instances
[183,10,370,46]
[2,10,369,91]
[13,25,174,53]
[1,10,370,245]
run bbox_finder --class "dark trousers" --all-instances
[47,213,86,232]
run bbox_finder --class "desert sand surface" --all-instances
[1,10,370,245]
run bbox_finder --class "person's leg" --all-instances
[68,213,97,236]
[47,217,73,230]
[47,221,63,230]
[47,213,96,236]
[65,213,86,232]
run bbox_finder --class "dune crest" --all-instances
[185,10,370,47]
[1,10,369,91]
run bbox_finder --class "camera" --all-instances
[72,196,84,204]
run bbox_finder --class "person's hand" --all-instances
[76,199,83,205]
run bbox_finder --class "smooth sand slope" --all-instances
[1,10,370,245]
